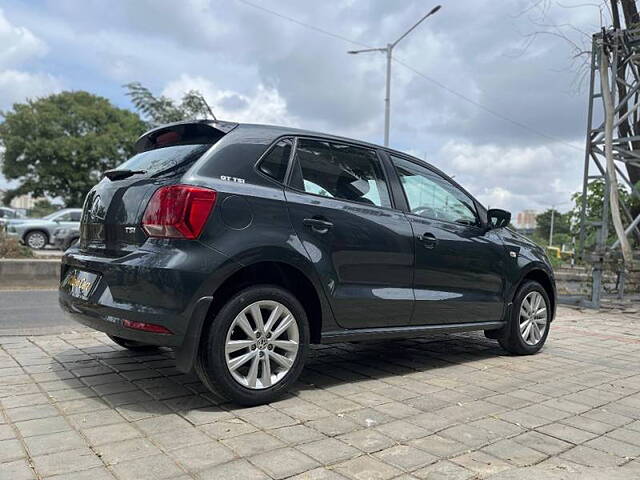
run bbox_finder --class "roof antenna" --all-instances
[199,94,217,121]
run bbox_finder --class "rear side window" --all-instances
[258,139,292,182]
[290,139,391,208]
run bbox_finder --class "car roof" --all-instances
[136,120,482,209]
[138,119,409,160]
[55,208,82,213]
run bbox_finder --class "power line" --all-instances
[234,0,583,151]
[235,0,371,49]
[392,58,582,151]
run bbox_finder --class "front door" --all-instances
[390,155,507,325]
[285,138,415,329]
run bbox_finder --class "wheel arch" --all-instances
[23,229,49,245]
[203,260,325,344]
[514,267,556,321]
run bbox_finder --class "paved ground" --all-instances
[0,290,81,336]
[1,306,640,480]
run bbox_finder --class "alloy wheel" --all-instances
[224,300,299,389]
[519,291,548,346]
[27,232,46,249]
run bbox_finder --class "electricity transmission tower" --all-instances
[578,27,640,307]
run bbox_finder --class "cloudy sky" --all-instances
[0,0,608,214]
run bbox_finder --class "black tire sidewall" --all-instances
[201,284,310,405]
[505,280,551,354]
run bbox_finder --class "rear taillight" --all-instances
[142,185,217,239]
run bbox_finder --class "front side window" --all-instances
[291,139,391,208]
[258,138,292,183]
[70,211,82,221]
[392,156,478,226]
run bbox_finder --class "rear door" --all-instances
[285,138,414,329]
[389,155,506,325]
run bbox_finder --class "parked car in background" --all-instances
[7,208,82,249]
[0,206,25,226]
[59,120,556,405]
[52,226,80,250]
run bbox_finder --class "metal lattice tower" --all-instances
[578,28,640,307]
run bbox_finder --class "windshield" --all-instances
[115,144,211,176]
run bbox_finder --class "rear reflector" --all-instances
[142,185,217,239]
[122,319,172,334]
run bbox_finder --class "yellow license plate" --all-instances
[63,269,98,300]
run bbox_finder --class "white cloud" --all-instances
[0,8,47,68]
[432,141,582,215]
[0,70,63,110]
[0,9,62,111]
[161,74,298,127]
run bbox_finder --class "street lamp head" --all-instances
[429,5,442,16]
[347,50,358,54]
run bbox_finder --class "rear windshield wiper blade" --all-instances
[103,169,147,181]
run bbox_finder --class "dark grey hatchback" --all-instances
[59,120,556,405]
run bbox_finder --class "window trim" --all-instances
[389,153,482,228]
[285,135,397,212]
[253,136,296,186]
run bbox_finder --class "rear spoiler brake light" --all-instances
[134,120,238,153]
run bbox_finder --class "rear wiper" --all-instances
[103,169,147,181]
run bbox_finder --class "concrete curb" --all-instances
[0,259,61,289]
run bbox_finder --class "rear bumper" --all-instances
[58,240,240,370]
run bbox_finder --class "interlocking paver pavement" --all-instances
[2,305,640,479]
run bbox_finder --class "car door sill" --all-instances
[321,321,505,343]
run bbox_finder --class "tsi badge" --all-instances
[125,227,136,234]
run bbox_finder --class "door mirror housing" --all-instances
[487,208,511,230]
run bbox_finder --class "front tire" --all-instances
[25,230,48,249]
[195,285,309,406]
[498,280,551,355]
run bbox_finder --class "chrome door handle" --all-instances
[419,232,438,249]
[303,218,333,233]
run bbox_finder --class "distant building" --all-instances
[10,194,46,210]
[515,210,537,233]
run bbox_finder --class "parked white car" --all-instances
[6,208,82,249]
[0,207,25,226]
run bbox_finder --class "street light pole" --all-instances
[348,5,441,147]
[549,208,555,246]
[384,44,392,146]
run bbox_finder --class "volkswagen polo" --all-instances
[59,120,556,405]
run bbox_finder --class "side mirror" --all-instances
[487,208,511,230]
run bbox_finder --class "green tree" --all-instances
[124,82,214,127]
[570,179,640,249]
[535,209,571,246]
[29,199,61,218]
[0,91,146,207]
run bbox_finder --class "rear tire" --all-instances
[108,335,159,351]
[195,285,309,406]
[498,280,551,355]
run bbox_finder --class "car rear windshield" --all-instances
[114,144,211,177]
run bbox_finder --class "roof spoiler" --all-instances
[134,120,239,153]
